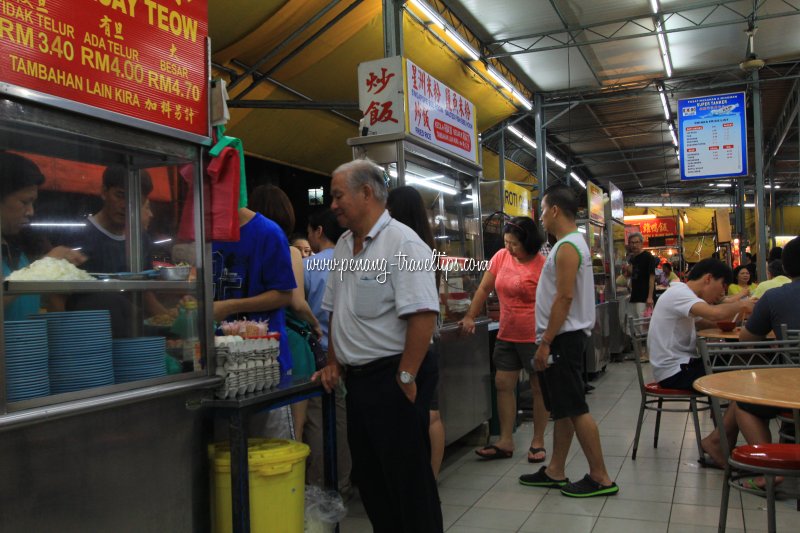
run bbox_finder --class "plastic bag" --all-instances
[304,485,346,533]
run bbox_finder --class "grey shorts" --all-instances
[492,339,537,373]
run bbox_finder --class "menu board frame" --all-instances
[0,0,209,144]
[678,91,747,181]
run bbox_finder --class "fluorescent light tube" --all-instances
[30,222,87,227]
[744,203,755,207]
[706,203,732,208]
[716,183,732,187]
[444,27,480,61]
[507,125,537,148]
[409,0,445,29]
[635,202,664,207]
[659,88,670,120]
[569,172,586,188]
[507,125,524,138]
[405,175,458,195]
[624,214,658,221]
[486,66,514,92]
[510,89,532,110]
[664,202,690,207]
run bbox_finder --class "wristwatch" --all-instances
[398,370,416,384]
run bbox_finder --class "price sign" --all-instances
[678,92,747,181]
[0,0,208,141]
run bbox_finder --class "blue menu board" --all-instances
[678,92,747,181]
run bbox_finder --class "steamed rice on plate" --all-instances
[5,257,95,281]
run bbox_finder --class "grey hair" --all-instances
[628,232,644,243]
[333,159,388,203]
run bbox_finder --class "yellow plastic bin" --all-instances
[210,438,310,533]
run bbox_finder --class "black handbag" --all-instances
[285,311,327,371]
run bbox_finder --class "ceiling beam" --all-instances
[487,1,800,59]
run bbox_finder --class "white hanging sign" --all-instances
[405,59,478,163]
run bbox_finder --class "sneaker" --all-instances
[560,474,619,498]
[519,466,569,488]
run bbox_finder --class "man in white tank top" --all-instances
[519,184,619,498]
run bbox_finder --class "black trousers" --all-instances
[345,353,443,533]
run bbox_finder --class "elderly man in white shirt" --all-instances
[314,159,442,533]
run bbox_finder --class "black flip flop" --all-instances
[475,444,513,460]
[528,447,546,463]
[697,455,724,470]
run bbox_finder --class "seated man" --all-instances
[750,259,791,299]
[647,258,754,467]
[736,236,800,487]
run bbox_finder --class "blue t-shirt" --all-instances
[212,213,296,372]
[745,278,800,338]
[2,252,40,320]
[303,247,335,351]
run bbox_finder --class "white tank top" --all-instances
[535,231,595,340]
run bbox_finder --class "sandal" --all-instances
[475,444,513,461]
[519,466,569,488]
[560,474,619,498]
[697,455,724,470]
[528,447,547,463]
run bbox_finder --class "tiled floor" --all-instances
[339,360,798,532]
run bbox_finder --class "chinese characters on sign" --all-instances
[357,56,405,136]
[628,217,678,245]
[356,56,478,163]
[405,58,477,163]
[0,0,208,138]
[678,92,747,181]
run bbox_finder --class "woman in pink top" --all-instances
[460,216,549,462]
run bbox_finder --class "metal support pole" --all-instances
[752,68,768,282]
[534,94,547,203]
[735,179,746,256]
[498,128,506,182]
[498,128,506,215]
[383,0,404,57]
[769,170,776,249]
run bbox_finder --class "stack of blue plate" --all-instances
[4,320,50,401]
[30,310,114,394]
[112,337,167,383]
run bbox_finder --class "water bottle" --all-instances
[182,300,202,372]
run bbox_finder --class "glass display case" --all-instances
[384,160,482,323]
[578,220,608,305]
[1,98,210,412]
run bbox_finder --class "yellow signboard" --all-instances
[587,181,605,224]
[503,182,532,217]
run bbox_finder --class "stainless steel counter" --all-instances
[436,318,492,445]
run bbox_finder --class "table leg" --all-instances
[321,390,340,533]
[229,410,250,533]
[321,390,338,491]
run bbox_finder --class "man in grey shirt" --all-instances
[315,159,442,532]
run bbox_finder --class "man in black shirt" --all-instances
[65,166,166,335]
[628,232,656,361]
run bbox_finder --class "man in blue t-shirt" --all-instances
[212,207,295,373]
[735,236,800,484]
[303,209,345,351]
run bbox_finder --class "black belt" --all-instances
[346,354,402,377]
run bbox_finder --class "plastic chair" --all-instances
[627,316,710,461]
[696,338,800,533]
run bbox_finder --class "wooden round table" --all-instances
[693,367,800,408]
[697,327,776,341]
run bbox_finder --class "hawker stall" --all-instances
[0,2,219,530]
[349,56,490,444]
